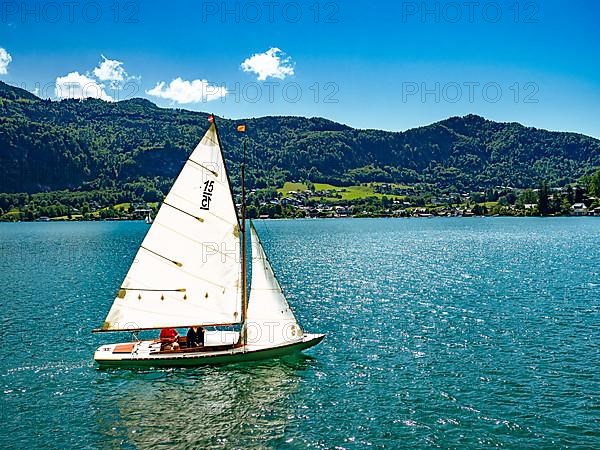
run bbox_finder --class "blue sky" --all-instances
[1,0,599,137]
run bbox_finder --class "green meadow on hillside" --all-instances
[278,182,412,201]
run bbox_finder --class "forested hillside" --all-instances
[1,80,599,198]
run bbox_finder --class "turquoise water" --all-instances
[0,218,599,448]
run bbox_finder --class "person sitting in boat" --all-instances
[159,327,180,350]
[186,326,205,348]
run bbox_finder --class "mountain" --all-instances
[0,81,40,102]
[0,80,599,194]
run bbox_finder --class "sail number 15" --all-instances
[200,180,215,211]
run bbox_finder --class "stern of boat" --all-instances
[94,341,139,364]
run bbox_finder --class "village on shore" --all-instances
[252,183,600,219]
[10,180,600,223]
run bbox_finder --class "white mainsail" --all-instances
[246,223,302,348]
[101,123,242,331]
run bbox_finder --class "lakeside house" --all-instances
[334,206,352,217]
[571,203,589,216]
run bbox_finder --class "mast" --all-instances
[214,116,248,346]
[240,137,248,346]
[212,113,246,337]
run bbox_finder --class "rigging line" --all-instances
[187,158,219,177]
[137,246,239,291]
[255,212,273,240]
[257,219,275,258]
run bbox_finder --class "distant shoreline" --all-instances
[4,215,599,224]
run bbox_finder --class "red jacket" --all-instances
[160,328,178,343]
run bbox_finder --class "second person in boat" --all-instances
[186,326,205,348]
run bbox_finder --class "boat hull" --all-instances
[94,333,325,369]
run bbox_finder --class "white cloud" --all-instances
[241,47,294,81]
[93,55,127,83]
[54,72,113,101]
[146,77,227,104]
[0,47,12,75]
[54,55,139,101]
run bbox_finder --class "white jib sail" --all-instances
[101,123,242,331]
[247,224,302,348]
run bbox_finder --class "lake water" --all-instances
[0,218,598,448]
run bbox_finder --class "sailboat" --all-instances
[93,117,324,368]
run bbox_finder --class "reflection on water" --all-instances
[93,355,313,449]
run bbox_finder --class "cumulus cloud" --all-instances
[0,47,12,75]
[93,55,127,83]
[54,55,138,101]
[241,47,294,81]
[146,77,227,104]
[55,71,113,101]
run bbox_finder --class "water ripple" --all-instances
[0,218,599,448]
